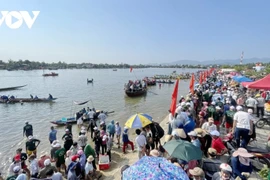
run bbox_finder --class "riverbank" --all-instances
[91,115,269,180]
[95,113,170,180]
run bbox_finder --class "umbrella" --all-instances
[163,139,202,162]
[122,156,189,180]
[125,113,153,128]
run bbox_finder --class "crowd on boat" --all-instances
[3,70,270,180]
[124,80,147,92]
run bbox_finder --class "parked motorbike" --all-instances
[223,133,270,171]
[256,115,270,128]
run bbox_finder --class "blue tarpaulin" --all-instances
[232,76,253,83]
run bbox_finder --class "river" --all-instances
[0,68,197,175]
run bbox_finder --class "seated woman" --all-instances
[212,163,234,180]
[231,148,253,180]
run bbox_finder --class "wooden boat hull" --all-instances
[43,73,58,76]
[0,98,57,103]
[125,89,147,97]
[147,82,156,86]
[156,81,174,84]
[50,111,113,125]
[0,85,27,92]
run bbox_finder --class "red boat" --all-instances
[43,72,58,77]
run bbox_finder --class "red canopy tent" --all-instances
[241,74,270,90]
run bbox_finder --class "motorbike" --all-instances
[256,114,270,128]
[223,133,270,171]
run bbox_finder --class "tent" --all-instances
[232,76,253,83]
[241,74,270,90]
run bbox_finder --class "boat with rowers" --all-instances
[156,80,174,84]
[0,94,56,103]
[43,72,58,76]
[125,80,147,97]
[143,77,156,86]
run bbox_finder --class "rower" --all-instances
[34,95,38,100]
[48,94,53,99]
[10,95,15,99]
[30,94,33,99]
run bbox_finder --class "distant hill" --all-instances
[158,58,270,65]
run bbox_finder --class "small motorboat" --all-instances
[87,78,93,83]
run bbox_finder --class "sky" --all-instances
[0,0,270,64]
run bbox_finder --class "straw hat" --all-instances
[189,167,204,177]
[40,152,48,158]
[87,155,94,162]
[172,128,187,139]
[232,148,253,158]
[194,128,206,137]
[173,162,181,167]
[220,163,232,173]
[164,135,172,143]
[208,148,217,156]
[187,131,197,137]
[150,149,159,157]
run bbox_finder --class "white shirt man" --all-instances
[233,106,254,148]
[87,110,95,119]
[233,108,253,130]
[202,120,217,133]
[135,130,146,159]
[98,112,107,123]
[245,97,257,108]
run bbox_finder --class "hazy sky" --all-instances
[1,0,270,64]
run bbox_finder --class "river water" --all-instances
[0,68,197,175]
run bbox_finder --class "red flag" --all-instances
[199,72,203,84]
[130,67,133,72]
[170,78,179,117]
[189,73,195,93]
[203,71,207,81]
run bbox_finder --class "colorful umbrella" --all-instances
[163,139,202,162]
[122,156,189,180]
[125,113,153,128]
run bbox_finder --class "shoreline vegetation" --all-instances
[0,60,269,73]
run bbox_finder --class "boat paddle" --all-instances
[148,91,158,95]
[107,111,115,114]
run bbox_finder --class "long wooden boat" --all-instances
[113,69,117,71]
[0,98,57,103]
[43,72,58,77]
[156,80,174,84]
[0,85,27,92]
[125,88,147,97]
[50,110,114,125]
